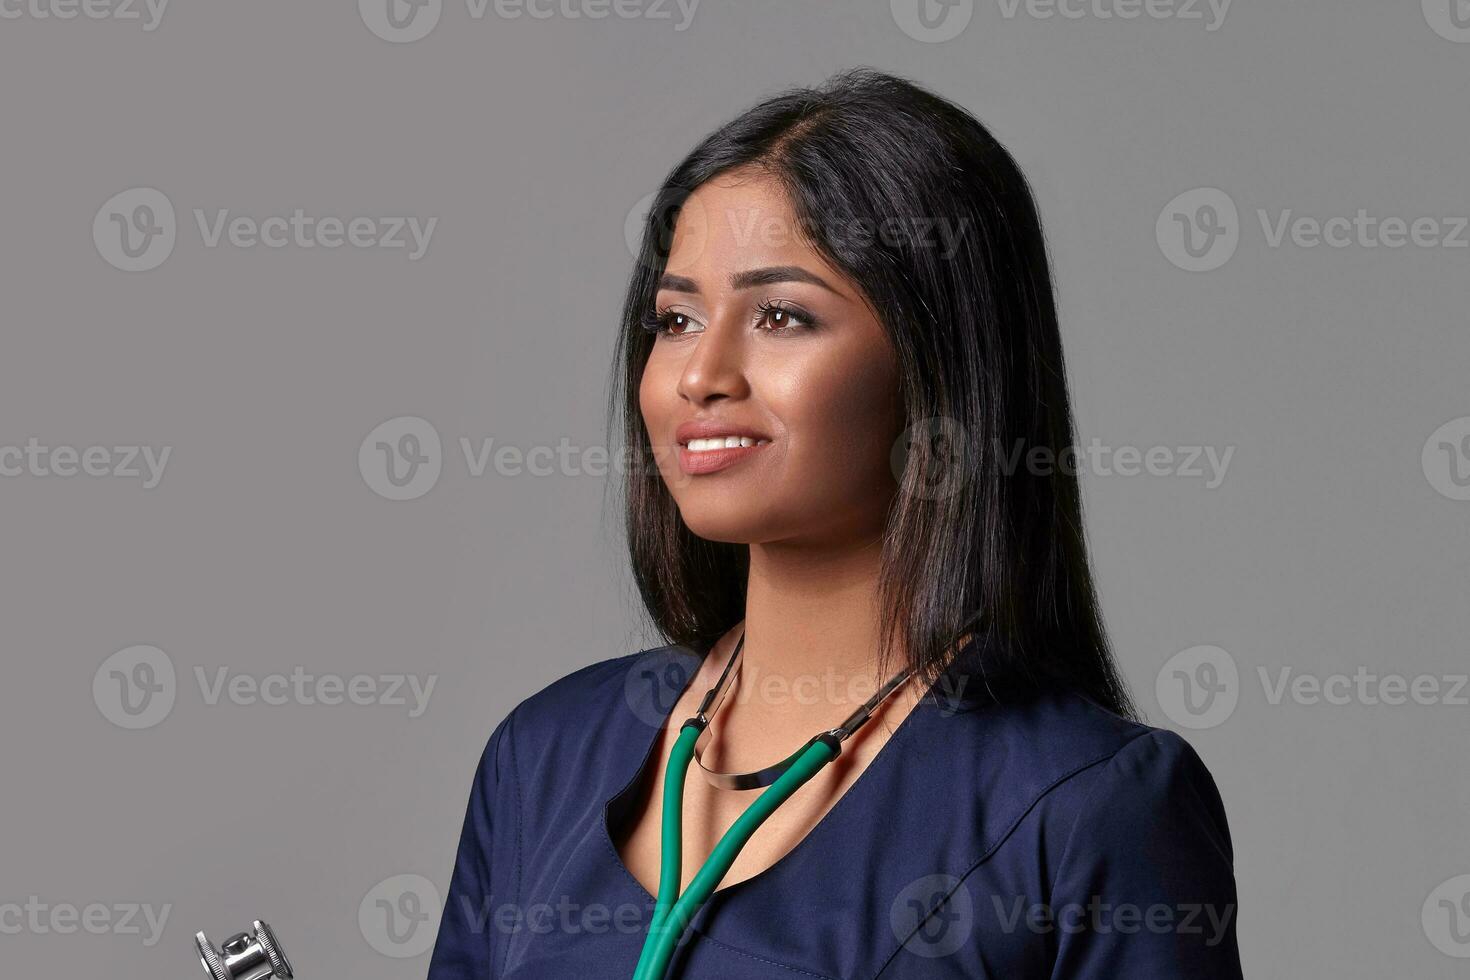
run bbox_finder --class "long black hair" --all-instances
[607,66,1138,721]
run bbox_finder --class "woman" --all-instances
[428,67,1242,979]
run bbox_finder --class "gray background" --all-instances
[2,0,1467,976]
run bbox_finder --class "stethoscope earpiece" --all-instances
[195,920,293,980]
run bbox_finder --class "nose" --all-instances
[675,308,751,406]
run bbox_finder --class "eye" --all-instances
[754,299,818,334]
[639,306,705,338]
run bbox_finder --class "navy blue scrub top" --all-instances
[427,644,1243,979]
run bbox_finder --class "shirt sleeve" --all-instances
[1047,728,1243,979]
[427,709,519,980]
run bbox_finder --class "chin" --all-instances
[673,492,796,544]
[675,509,763,545]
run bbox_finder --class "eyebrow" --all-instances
[657,265,841,296]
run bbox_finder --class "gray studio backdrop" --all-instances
[2,1,1467,977]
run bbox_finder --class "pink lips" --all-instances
[673,418,772,475]
[677,440,769,475]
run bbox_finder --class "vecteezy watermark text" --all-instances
[989,895,1236,946]
[359,416,693,500]
[991,436,1234,487]
[0,439,170,488]
[93,187,437,272]
[890,0,1230,44]
[359,0,700,43]
[993,0,1230,30]
[1156,645,1470,729]
[93,645,438,729]
[0,897,171,947]
[0,0,168,29]
[1158,187,1469,272]
[194,666,437,717]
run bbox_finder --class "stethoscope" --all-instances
[195,920,292,980]
[629,626,922,980]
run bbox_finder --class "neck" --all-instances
[734,534,906,715]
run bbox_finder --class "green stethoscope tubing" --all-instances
[631,721,841,980]
[631,612,986,978]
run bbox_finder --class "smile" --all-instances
[676,437,771,475]
[683,436,772,452]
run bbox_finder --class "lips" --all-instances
[671,419,772,476]
[676,440,768,475]
[674,419,771,446]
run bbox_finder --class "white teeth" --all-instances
[685,436,767,452]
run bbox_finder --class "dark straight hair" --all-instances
[607,66,1138,721]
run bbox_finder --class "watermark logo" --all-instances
[893,417,973,501]
[360,416,443,501]
[448,894,654,937]
[623,646,700,728]
[624,186,711,274]
[891,0,974,42]
[990,895,1235,945]
[1158,646,1468,729]
[1155,644,1238,729]
[358,417,690,497]
[0,439,171,487]
[628,193,972,273]
[1157,187,1239,272]
[1258,666,1468,708]
[94,187,176,272]
[889,420,1237,498]
[624,190,663,268]
[0,0,169,30]
[93,646,437,728]
[1160,187,1470,271]
[1423,0,1470,42]
[0,897,171,947]
[359,0,443,42]
[94,187,436,270]
[895,0,1230,40]
[360,874,441,958]
[1423,874,1470,957]
[93,645,177,730]
[1422,416,1470,501]
[890,874,973,958]
[361,0,699,43]
[993,0,1231,30]
[194,666,437,717]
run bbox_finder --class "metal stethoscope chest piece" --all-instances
[195,920,293,980]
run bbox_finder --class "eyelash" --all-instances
[639,299,817,338]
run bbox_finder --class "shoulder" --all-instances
[985,692,1236,897]
[484,642,703,772]
[934,684,1232,862]
[1005,700,1242,973]
[507,642,698,728]
[1051,719,1235,867]
[1023,693,1232,851]
[937,683,1165,806]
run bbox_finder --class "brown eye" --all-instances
[640,308,705,338]
[755,300,816,333]
[664,312,706,337]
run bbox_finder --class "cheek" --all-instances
[767,348,901,480]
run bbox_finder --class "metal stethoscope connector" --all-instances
[195,920,293,980]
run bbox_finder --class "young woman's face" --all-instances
[638,168,904,546]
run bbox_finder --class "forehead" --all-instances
[664,169,827,280]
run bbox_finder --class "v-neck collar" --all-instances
[597,640,971,918]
